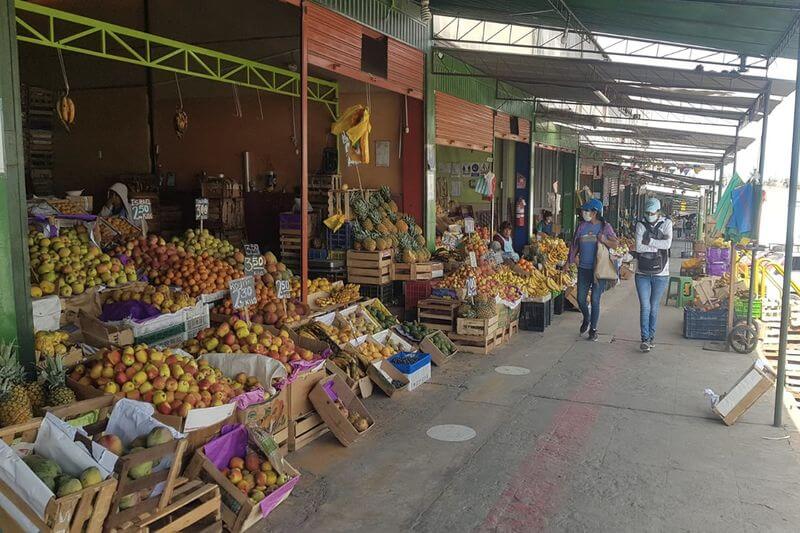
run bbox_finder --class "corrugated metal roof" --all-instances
[431,0,800,59]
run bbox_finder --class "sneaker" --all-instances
[588,329,598,341]
[640,341,651,352]
[580,319,590,335]
[647,338,655,348]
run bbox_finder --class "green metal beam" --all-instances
[14,0,338,116]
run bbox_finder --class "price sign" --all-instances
[442,232,459,250]
[275,279,291,299]
[464,217,475,234]
[466,276,477,297]
[229,276,257,309]
[130,198,152,221]
[195,198,209,220]
[468,251,477,268]
[243,244,266,276]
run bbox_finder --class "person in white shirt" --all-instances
[635,198,673,352]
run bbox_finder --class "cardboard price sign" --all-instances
[195,198,209,220]
[229,276,257,309]
[275,279,291,299]
[243,243,266,276]
[466,276,477,297]
[130,198,153,221]
[464,217,475,234]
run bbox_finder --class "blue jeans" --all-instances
[635,274,670,341]
[577,267,605,330]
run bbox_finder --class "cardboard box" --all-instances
[367,359,409,397]
[78,310,134,347]
[285,364,327,420]
[236,387,288,434]
[324,358,373,398]
[308,374,374,446]
[713,360,775,425]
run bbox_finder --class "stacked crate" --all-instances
[310,174,341,215]
[201,176,244,235]
[21,85,54,196]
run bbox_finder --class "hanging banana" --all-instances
[56,94,75,132]
[174,107,189,138]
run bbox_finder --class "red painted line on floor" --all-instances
[481,352,622,531]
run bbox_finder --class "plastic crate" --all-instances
[519,301,548,332]
[404,280,432,311]
[683,306,728,340]
[389,352,432,374]
[326,223,353,250]
[553,293,565,315]
[734,297,762,320]
[185,302,210,339]
[707,262,729,277]
[309,248,328,260]
[360,282,395,303]
[329,249,346,262]
[546,298,554,326]
[707,247,730,263]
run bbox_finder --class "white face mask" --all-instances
[581,211,593,222]
[645,213,658,223]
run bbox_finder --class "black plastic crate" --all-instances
[553,293,564,315]
[326,223,353,250]
[360,282,398,306]
[546,297,553,326]
[683,306,728,340]
[519,301,548,332]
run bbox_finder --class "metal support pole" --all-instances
[747,82,771,326]
[774,29,800,427]
[732,126,740,178]
[300,1,309,306]
[711,165,718,213]
[718,159,725,206]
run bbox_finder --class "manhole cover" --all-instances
[495,365,531,375]
[426,424,477,442]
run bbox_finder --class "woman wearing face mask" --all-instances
[634,198,673,352]
[568,199,619,341]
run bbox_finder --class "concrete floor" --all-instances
[263,267,800,533]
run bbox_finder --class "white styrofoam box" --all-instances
[405,363,431,391]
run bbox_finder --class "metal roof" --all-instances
[438,48,791,123]
[430,0,800,60]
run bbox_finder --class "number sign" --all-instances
[195,198,209,220]
[275,279,291,299]
[466,276,477,297]
[464,217,475,234]
[468,251,477,268]
[243,244,266,276]
[229,276,257,309]
[130,198,153,220]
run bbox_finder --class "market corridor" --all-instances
[265,271,800,532]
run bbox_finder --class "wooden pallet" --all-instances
[347,249,393,285]
[417,298,459,332]
[449,327,506,355]
[390,261,444,281]
[456,315,500,337]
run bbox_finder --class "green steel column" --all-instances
[0,0,34,366]
[423,24,435,247]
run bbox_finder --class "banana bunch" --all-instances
[56,94,76,131]
[316,283,360,307]
[539,237,568,264]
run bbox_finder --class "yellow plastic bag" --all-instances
[332,104,371,165]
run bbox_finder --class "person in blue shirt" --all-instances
[536,210,553,236]
[568,199,619,341]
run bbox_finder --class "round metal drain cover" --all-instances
[426,424,477,442]
[495,365,531,375]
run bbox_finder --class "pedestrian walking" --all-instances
[634,198,673,352]
[568,198,619,341]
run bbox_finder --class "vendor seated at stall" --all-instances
[536,210,554,236]
[99,182,144,227]
[493,221,520,261]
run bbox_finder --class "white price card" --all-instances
[130,198,153,220]
[275,279,291,299]
[195,198,209,220]
[468,251,477,268]
[243,244,266,276]
[229,276,257,309]
[464,217,475,234]
[466,276,477,297]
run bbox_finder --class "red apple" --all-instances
[121,352,136,367]
[165,378,178,392]
[98,433,124,455]
[114,362,127,374]
[157,401,172,415]
[115,372,129,385]
[105,350,121,365]
[152,376,166,390]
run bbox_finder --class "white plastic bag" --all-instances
[31,295,61,332]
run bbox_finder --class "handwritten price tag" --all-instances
[275,279,291,299]
[464,217,475,234]
[195,198,208,220]
[468,251,477,268]
[229,277,257,309]
[131,198,153,221]
[466,276,477,297]
[243,244,266,276]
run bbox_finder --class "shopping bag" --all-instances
[594,242,618,281]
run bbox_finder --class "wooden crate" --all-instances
[390,261,444,281]
[456,315,500,337]
[449,327,506,355]
[419,330,458,366]
[201,176,242,198]
[417,298,459,332]
[327,188,377,221]
[185,447,300,533]
[284,411,328,453]
[0,419,117,533]
[207,197,244,230]
[347,249,393,285]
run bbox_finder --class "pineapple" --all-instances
[396,218,409,233]
[25,380,46,416]
[41,356,76,407]
[0,340,33,427]
[362,234,377,252]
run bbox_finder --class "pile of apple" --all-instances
[184,319,317,366]
[70,345,264,416]
[212,277,308,327]
[220,452,293,504]
[440,264,501,297]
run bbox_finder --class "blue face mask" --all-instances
[645,212,658,223]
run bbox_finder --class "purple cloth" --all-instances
[56,213,97,222]
[100,300,161,322]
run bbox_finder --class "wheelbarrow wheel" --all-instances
[728,320,759,354]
